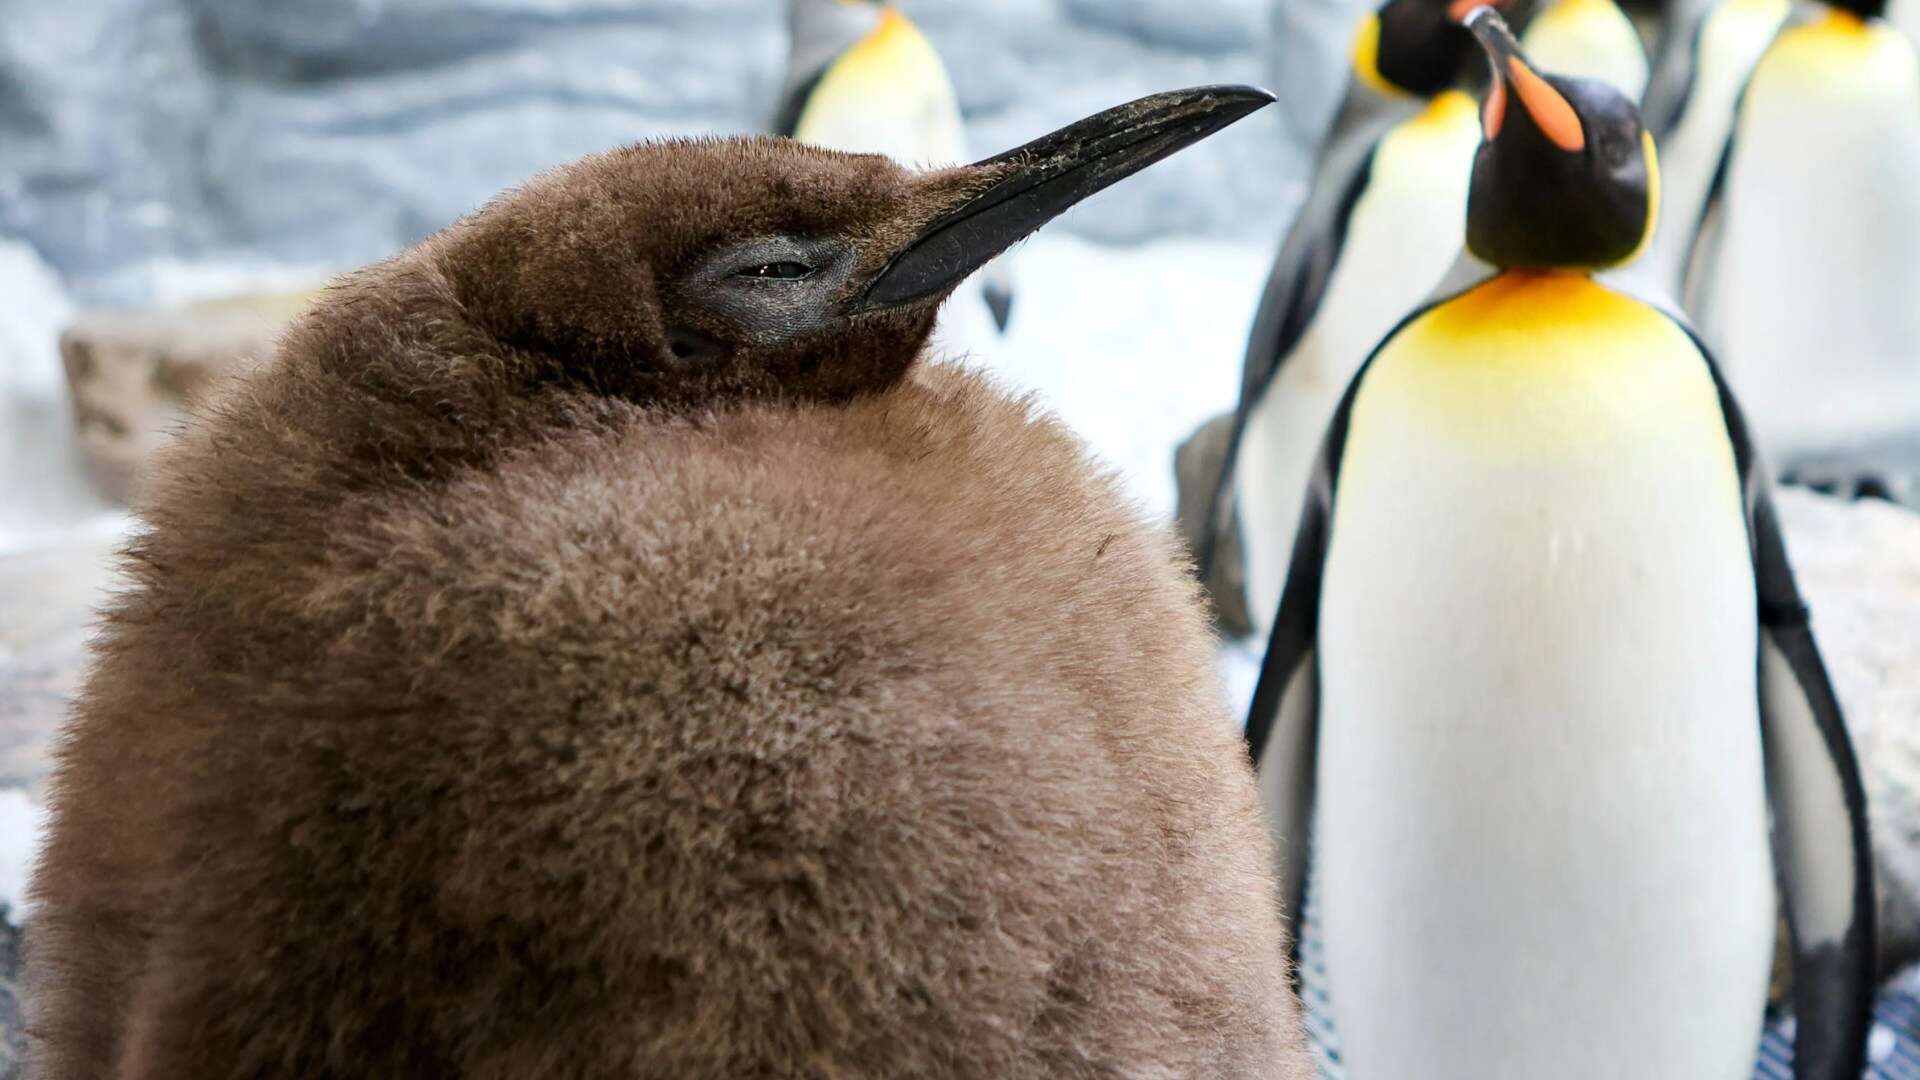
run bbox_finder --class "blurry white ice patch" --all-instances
[949,233,1269,519]
[0,790,46,917]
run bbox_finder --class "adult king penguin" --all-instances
[1248,11,1873,1078]
[26,88,1314,1077]
[1207,0,1488,636]
[1686,0,1920,461]
[777,0,1015,344]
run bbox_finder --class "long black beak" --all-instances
[1463,5,1524,72]
[1464,7,1586,150]
[853,84,1275,314]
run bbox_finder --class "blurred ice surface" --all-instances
[0,793,44,915]
[960,235,1268,517]
[0,239,121,555]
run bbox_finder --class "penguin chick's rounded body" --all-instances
[28,104,1310,1078]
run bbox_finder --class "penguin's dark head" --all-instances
[438,86,1271,408]
[1824,0,1888,20]
[1461,8,1657,270]
[1357,0,1503,98]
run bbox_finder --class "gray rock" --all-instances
[0,906,22,1079]
[1780,440,1920,513]
[0,0,1333,302]
[0,0,223,299]
[1266,0,1370,149]
[60,291,315,502]
[1057,0,1269,52]
[1173,412,1254,637]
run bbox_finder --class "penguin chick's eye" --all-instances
[737,261,815,281]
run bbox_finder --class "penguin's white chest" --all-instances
[1239,92,1482,637]
[1315,274,1775,1079]
[1698,15,1920,452]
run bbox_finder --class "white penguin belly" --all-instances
[1240,93,1480,637]
[1314,274,1775,1079]
[1698,15,1920,454]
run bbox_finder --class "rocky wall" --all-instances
[0,0,1371,305]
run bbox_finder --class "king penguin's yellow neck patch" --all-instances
[1344,271,1726,460]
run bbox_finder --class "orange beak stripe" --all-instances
[1507,56,1585,151]
[1448,0,1493,21]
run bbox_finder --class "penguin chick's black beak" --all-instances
[853,85,1276,314]
[1464,8,1584,152]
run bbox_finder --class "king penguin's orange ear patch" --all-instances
[1507,57,1585,151]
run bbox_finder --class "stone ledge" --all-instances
[59,292,316,503]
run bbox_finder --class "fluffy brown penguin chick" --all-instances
[27,87,1314,1079]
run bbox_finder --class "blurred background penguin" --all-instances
[1522,0,1652,99]
[1205,0,1489,640]
[1682,0,1920,497]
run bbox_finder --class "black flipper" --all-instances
[1677,7,1795,317]
[1245,470,1328,959]
[1756,495,1876,1080]
[1641,0,1714,138]
[1674,315,1877,1080]
[1196,81,1406,587]
[1678,116,1734,316]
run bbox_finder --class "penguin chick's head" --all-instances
[1461,8,1657,270]
[443,85,1272,409]
[1356,0,1490,98]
